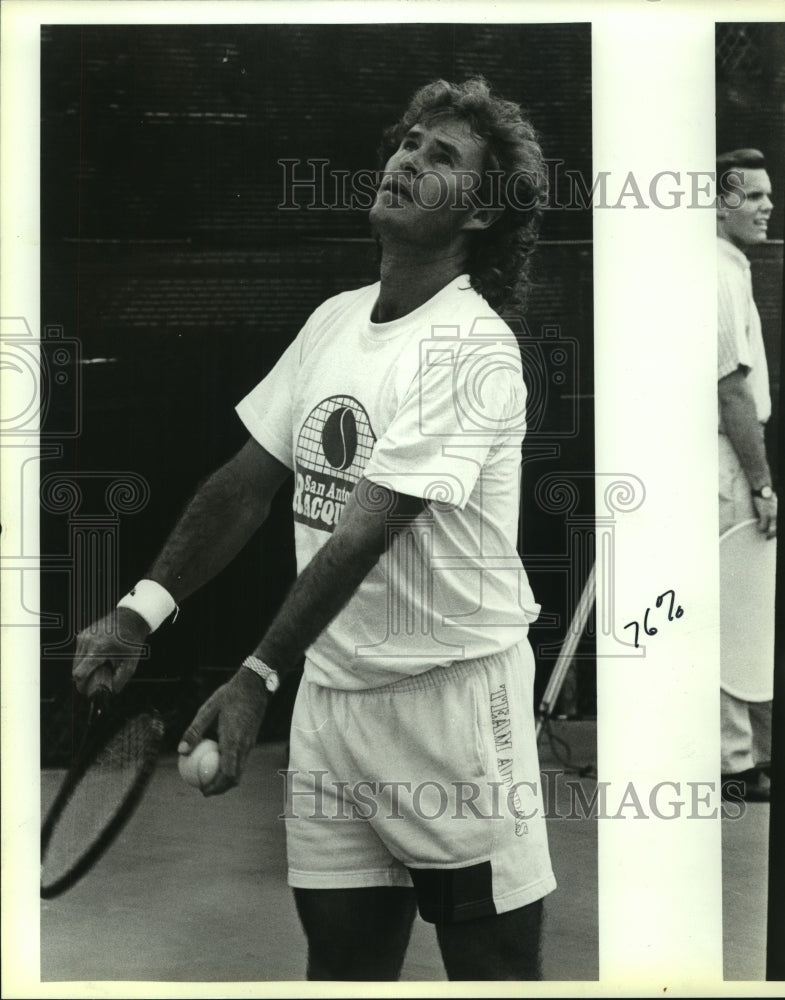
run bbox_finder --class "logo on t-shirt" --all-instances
[293,395,376,532]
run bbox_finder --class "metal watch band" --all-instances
[241,655,281,693]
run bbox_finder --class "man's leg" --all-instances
[750,699,772,769]
[435,898,544,981]
[721,688,754,775]
[293,886,417,980]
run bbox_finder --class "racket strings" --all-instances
[41,712,163,893]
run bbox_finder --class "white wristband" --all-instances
[242,655,281,693]
[117,579,178,633]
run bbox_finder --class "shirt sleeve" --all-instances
[235,334,303,469]
[363,340,526,510]
[717,259,752,381]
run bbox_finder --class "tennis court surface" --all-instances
[37,717,770,983]
[41,722,600,983]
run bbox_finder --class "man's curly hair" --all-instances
[378,77,547,314]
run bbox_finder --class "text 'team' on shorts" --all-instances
[283,639,557,923]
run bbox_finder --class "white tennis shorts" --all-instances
[282,639,556,923]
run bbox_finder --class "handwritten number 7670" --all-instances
[624,589,684,649]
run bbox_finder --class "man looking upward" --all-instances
[74,78,556,980]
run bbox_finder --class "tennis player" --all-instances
[74,77,556,980]
[716,148,777,803]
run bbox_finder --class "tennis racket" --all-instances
[536,562,596,739]
[40,664,165,899]
[720,517,776,703]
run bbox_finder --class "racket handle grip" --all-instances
[86,663,114,700]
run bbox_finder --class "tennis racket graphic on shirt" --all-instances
[293,395,377,533]
[297,395,376,481]
[40,664,165,899]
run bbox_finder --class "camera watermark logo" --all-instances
[1,319,82,439]
[1,317,151,646]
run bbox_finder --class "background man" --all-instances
[716,148,777,802]
[73,78,557,980]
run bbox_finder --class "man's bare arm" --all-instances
[254,478,427,674]
[148,437,291,603]
[718,368,777,537]
[73,437,291,692]
[180,478,429,794]
[719,369,771,488]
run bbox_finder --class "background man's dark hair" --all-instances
[378,76,548,315]
[717,147,767,186]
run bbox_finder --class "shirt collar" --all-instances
[717,234,750,270]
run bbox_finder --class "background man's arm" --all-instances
[73,437,291,693]
[718,368,777,537]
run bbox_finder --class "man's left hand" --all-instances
[178,667,270,796]
[753,491,777,540]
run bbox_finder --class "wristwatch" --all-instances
[751,485,774,500]
[242,655,281,693]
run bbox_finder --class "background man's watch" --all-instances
[751,485,774,500]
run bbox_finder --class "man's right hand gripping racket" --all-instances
[40,664,165,899]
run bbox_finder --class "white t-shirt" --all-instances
[717,236,771,428]
[236,274,540,689]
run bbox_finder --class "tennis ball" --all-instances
[178,738,220,789]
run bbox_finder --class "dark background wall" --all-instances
[40,24,595,761]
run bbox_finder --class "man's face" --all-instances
[718,167,773,250]
[370,116,491,248]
